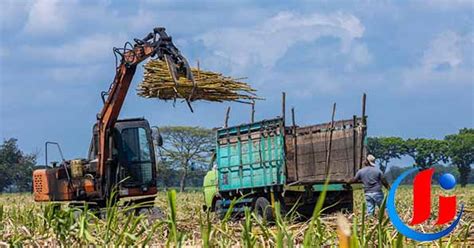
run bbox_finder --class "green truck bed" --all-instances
[216,118,286,192]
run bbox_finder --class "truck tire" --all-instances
[338,191,354,213]
[254,197,274,223]
[214,199,225,220]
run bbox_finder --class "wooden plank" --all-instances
[295,117,362,135]
[286,125,364,183]
[291,107,297,181]
[285,135,296,182]
[284,116,366,183]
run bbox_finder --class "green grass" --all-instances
[0,186,472,247]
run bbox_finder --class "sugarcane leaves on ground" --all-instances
[137,60,261,103]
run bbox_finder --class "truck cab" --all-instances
[202,169,218,211]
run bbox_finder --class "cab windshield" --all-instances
[120,127,153,185]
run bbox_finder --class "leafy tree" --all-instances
[155,157,178,188]
[158,126,214,192]
[445,128,474,187]
[0,138,37,192]
[366,137,407,173]
[405,138,448,170]
[384,165,410,183]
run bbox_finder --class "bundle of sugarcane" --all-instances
[137,60,260,103]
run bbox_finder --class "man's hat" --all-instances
[367,154,376,166]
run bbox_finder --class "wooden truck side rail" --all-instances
[285,116,366,184]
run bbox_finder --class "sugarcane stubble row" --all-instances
[138,60,260,103]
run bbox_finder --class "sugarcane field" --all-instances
[0,1,473,247]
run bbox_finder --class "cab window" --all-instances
[121,127,151,162]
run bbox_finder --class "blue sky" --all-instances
[0,0,473,165]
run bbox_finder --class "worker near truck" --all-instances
[346,154,390,216]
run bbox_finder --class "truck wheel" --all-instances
[254,197,274,223]
[339,191,354,213]
[214,199,225,220]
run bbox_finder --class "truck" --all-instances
[203,94,367,219]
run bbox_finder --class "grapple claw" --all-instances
[163,54,196,112]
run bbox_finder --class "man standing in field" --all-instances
[347,154,390,216]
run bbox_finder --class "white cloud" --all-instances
[22,33,127,64]
[402,31,473,88]
[0,47,7,60]
[47,64,109,84]
[416,0,474,10]
[192,11,372,97]
[23,0,69,34]
[345,42,373,71]
[196,11,366,73]
[263,69,343,97]
[402,67,473,88]
[0,0,32,31]
[422,31,463,70]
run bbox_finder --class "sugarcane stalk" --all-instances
[137,60,261,103]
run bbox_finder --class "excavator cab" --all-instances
[34,118,160,204]
[88,118,159,198]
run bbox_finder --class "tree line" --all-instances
[367,128,474,187]
[0,127,472,192]
[0,138,36,192]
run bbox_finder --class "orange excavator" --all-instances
[33,27,194,208]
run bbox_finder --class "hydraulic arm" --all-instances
[33,27,194,205]
[96,27,194,199]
